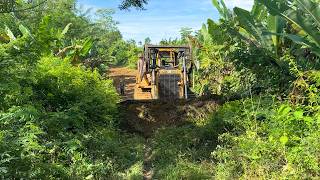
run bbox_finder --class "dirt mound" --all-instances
[119,97,222,138]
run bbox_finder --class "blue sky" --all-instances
[77,0,253,43]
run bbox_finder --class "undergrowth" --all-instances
[149,95,320,179]
[0,56,145,179]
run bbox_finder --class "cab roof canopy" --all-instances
[145,44,190,49]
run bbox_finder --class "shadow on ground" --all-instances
[119,96,223,138]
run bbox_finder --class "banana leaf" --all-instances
[234,7,270,47]
[258,0,320,56]
[212,0,231,20]
[80,38,93,57]
[251,0,268,22]
[5,25,16,41]
[61,23,72,36]
[267,15,286,56]
[18,24,32,38]
[263,32,320,56]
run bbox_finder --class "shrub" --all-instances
[33,56,119,127]
[0,56,146,179]
[210,97,320,179]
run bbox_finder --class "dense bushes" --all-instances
[150,96,320,178]
[0,56,146,179]
[0,107,144,179]
[34,57,119,125]
[0,2,144,178]
[211,97,320,178]
[183,0,320,178]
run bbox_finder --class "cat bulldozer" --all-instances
[134,44,192,100]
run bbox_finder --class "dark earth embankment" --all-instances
[119,97,222,138]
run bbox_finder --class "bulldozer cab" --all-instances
[134,44,192,100]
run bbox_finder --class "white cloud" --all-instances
[117,19,201,43]
[224,0,254,10]
[76,0,254,43]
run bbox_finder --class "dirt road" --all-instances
[108,67,137,101]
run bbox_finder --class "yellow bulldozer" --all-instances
[134,44,192,100]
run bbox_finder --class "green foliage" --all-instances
[179,27,193,44]
[211,96,320,178]
[185,0,320,178]
[212,0,231,20]
[1,0,320,178]
[0,106,144,179]
[193,0,320,97]
[159,27,194,46]
[150,125,216,179]
[0,1,145,179]
[0,28,37,110]
[159,37,182,46]
[144,37,151,44]
[258,0,320,56]
[109,39,141,67]
[0,50,145,179]
[9,0,126,71]
[34,56,119,123]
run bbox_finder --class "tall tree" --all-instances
[144,37,151,44]
[180,27,193,44]
[119,0,148,10]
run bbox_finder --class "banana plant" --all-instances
[56,37,93,64]
[230,0,291,71]
[257,0,320,56]
[233,0,286,57]
[0,24,33,43]
[212,0,232,20]
[267,15,286,57]
[234,7,270,47]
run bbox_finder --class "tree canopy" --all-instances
[119,0,148,10]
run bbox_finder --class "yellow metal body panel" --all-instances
[134,45,190,100]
